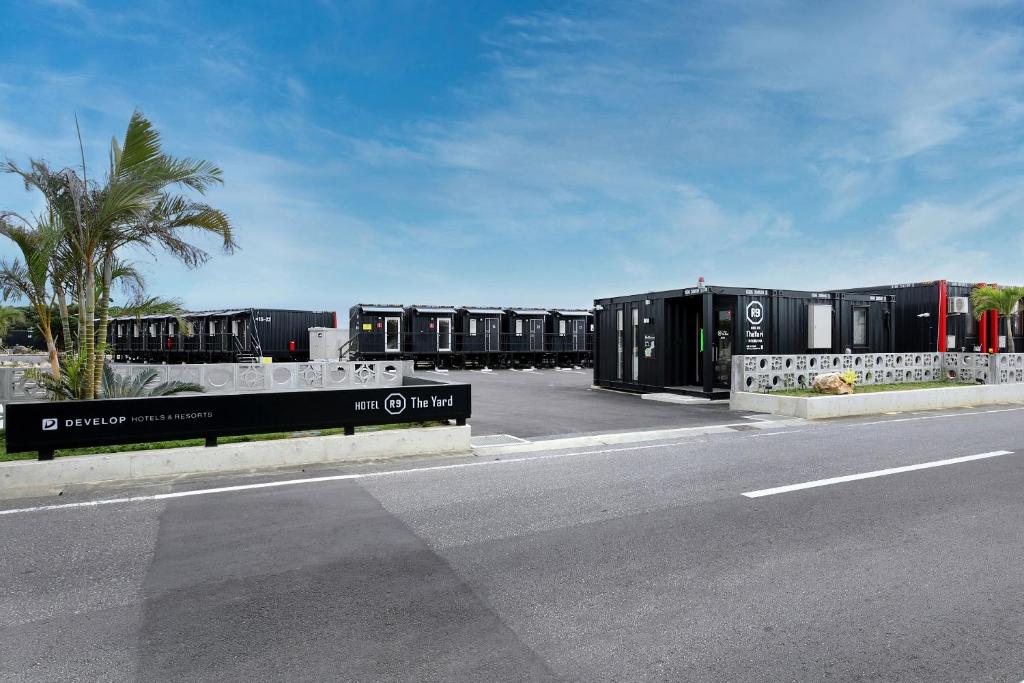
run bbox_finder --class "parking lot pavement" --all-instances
[418,368,755,439]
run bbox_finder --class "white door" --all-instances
[385,317,401,353]
[437,318,452,352]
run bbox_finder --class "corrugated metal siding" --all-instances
[252,309,335,359]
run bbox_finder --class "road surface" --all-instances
[2,404,1023,681]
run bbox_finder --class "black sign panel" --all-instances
[5,382,471,455]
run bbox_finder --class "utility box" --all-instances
[808,304,833,349]
[309,327,348,361]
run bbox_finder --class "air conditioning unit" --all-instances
[948,296,969,314]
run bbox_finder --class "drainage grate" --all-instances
[471,434,531,448]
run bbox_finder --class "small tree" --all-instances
[0,305,27,342]
[970,285,1024,354]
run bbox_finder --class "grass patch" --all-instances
[772,379,956,397]
[0,421,449,462]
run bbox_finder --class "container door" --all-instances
[484,318,499,351]
[385,317,401,353]
[714,308,733,388]
[437,318,452,352]
[572,319,584,351]
[529,319,543,350]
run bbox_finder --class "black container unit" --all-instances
[839,280,1024,353]
[456,307,504,368]
[547,309,593,366]
[349,304,406,359]
[402,305,457,368]
[503,308,550,366]
[594,284,896,398]
[110,308,335,363]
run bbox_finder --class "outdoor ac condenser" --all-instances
[948,296,970,314]
[808,304,833,349]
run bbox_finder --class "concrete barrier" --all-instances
[0,425,470,500]
[730,384,1024,419]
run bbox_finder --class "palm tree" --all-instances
[3,110,234,398]
[101,364,203,398]
[0,213,62,376]
[970,285,1024,354]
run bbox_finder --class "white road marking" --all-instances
[742,450,1014,498]
[850,406,1024,426]
[739,430,804,439]
[0,438,710,516]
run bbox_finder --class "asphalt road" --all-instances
[3,405,1024,681]
[421,368,747,438]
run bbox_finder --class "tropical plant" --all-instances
[970,285,1024,354]
[2,110,234,398]
[0,213,62,376]
[32,350,90,400]
[101,364,203,398]
[839,369,857,386]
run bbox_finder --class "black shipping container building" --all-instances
[594,284,895,398]
[403,305,457,367]
[547,309,593,365]
[110,308,336,363]
[456,307,504,367]
[841,280,1024,353]
[348,304,405,358]
[503,308,550,365]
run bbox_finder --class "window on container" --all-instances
[117,323,124,338]
[616,309,624,380]
[559,320,566,335]
[209,320,217,335]
[631,308,639,382]
[470,319,477,336]
[168,322,176,336]
[231,320,240,336]
[133,323,139,338]
[515,319,523,336]
[148,323,156,337]
[853,307,868,346]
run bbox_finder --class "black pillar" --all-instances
[702,292,714,396]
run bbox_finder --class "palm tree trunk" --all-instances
[1006,314,1016,354]
[40,317,60,380]
[54,283,73,352]
[76,280,87,355]
[83,263,96,399]
[93,253,113,392]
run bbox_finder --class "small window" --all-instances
[469,319,477,336]
[559,320,566,335]
[515,319,523,336]
[133,323,139,338]
[853,307,868,346]
[168,322,176,336]
[231,320,240,337]
[209,320,217,335]
[117,323,124,338]
[148,323,156,337]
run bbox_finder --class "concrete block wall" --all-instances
[735,352,1024,393]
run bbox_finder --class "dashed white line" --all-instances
[742,450,1014,498]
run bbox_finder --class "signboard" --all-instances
[643,335,655,359]
[744,299,766,352]
[6,382,471,458]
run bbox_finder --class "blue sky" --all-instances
[2,1,1024,314]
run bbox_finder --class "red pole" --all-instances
[987,309,995,352]
[937,280,948,351]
